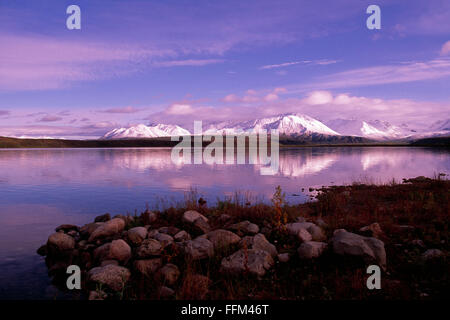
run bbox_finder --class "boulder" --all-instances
[109,239,131,263]
[206,229,241,250]
[158,226,181,236]
[127,227,148,245]
[88,218,125,242]
[100,260,119,267]
[55,224,79,233]
[239,234,277,258]
[88,290,107,300]
[421,249,444,261]
[229,221,259,235]
[136,239,163,258]
[94,213,111,223]
[297,241,328,259]
[141,210,157,224]
[134,258,163,277]
[220,249,274,277]
[331,229,386,268]
[359,223,383,238]
[192,218,211,234]
[174,230,191,242]
[154,233,174,248]
[184,237,214,260]
[47,232,75,252]
[278,253,290,263]
[158,286,175,299]
[183,210,208,224]
[157,264,180,286]
[80,222,103,238]
[286,222,326,241]
[181,274,211,299]
[88,265,131,291]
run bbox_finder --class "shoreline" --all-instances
[37,176,449,300]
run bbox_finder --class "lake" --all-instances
[0,146,449,299]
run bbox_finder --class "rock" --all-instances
[147,229,159,238]
[229,221,259,235]
[297,228,313,242]
[158,286,175,299]
[141,210,157,224]
[185,237,214,260]
[183,210,208,224]
[295,217,307,223]
[206,229,241,250]
[240,234,277,258]
[55,224,79,233]
[159,226,181,236]
[134,258,163,277]
[88,265,131,292]
[278,253,290,263]
[109,239,131,263]
[88,218,125,242]
[359,223,383,238]
[410,239,426,249]
[181,274,211,299]
[154,233,174,248]
[136,239,163,258]
[220,249,274,277]
[80,222,103,238]
[331,229,386,269]
[127,227,148,245]
[37,244,48,256]
[297,241,328,259]
[316,218,327,228]
[193,218,211,234]
[422,249,444,261]
[101,260,119,267]
[174,230,191,242]
[285,222,325,241]
[157,264,180,286]
[88,290,107,300]
[217,214,232,224]
[47,232,75,252]
[93,242,112,262]
[94,213,111,223]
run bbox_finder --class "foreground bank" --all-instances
[38,176,449,300]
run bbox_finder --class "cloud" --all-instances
[441,41,450,56]
[37,115,63,122]
[310,58,450,89]
[221,87,287,103]
[155,59,224,67]
[260,59,339,70]
[100,106,142,114]
[0,110,10,116]
[166,104,195,115]
[304,91,333,105]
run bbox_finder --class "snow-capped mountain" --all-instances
[102,124,190,139]
[204,114,340,136]
[325,119,416,140]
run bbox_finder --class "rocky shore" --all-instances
[38,176,449,300]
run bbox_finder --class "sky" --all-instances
[0,0,449,138]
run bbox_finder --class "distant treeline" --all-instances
[0,135,448,148]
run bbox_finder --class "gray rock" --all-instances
[88,290,107,300]
[127,227,148,245]
[185,237,214,260]
[286,222,326,241]
[136,239,163,258]
[47,232,75,252]
[109,239,131,263]
[154,233,174,248]
[240,234,277,257]
[229,221,259,235]
[100,260,119,267]
[278,253,290,263]
[422,249,444,260]
[55,224,79,233]
[134,258,163,277]
[88,218,125,242]
[94,213,111,223]
[80,222,103,238]
[331,229,386,269]
[157,264,180,286]
[88,265,131,291]
[193,218,211,234]
[174,230,191,242]
[206,229,241,250]
[297,241,328,259]
[183,210,208,224]
[359,223,383,238]
[220,249,274,277]
[158,286,175,299]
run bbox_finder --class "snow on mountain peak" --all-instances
[102,123,190,139]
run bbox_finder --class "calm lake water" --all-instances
[0,147,449,299]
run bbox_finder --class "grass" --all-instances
[93,175,447,300]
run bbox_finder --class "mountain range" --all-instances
[101,113,450,141]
